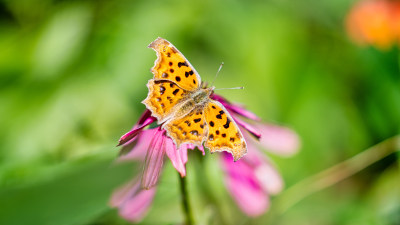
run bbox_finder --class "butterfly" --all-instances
[142,37,247,161]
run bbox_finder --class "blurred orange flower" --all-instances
[346,0,400,49]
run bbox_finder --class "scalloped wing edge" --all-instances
[204,100,247,161]
[147,37,202,91]
[141,79,172,124]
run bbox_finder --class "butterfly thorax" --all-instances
[171,87,213,120]
[192,87,214,105]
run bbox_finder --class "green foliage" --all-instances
[0,0,399,224]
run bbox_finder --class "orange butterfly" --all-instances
[142,37,247,161]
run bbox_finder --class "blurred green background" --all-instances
[0,0,399,224]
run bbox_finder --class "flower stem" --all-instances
[274,135,400,215]
[179,173,194,225]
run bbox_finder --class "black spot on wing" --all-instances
[178,61,189,67]
[216,110,224,119]
[223,118,231,129]
[159,86,165,95]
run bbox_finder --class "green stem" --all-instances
[179,173,194,225]
[274,135,400,215]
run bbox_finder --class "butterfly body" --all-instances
[192,87,214,104]
[142,37,247,161]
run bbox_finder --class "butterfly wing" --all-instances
[204,100,247,161]
[142,80,190,123]
[148,37,202,91]
[162,107,208,148]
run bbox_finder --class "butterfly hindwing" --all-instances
[204,100,247,161]
[163,107,208,148]
[148,37,202,92]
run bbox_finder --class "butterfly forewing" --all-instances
[204,100,247,161]
[148,37,202,91]
[142,80,189,123]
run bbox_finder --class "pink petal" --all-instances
[117,117,156,146]
[254,163,283,195]
[110,178,156,223]
[184,143,205,155]
[119,129,158,161]
[141,129,166,189]
[234,116,261,139]
[210,93,228,104]
[136,109,153,126]
[196,144,205,155]
[211,94,261,121]
[119,187,156,222]
[243,136,284,195]
[226,103,261,121]
[165,138,188,177]
[255,124,301,156]
[110,178,140,207]
[221,153,269,216]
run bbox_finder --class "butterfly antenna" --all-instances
[214,87,244,90]
[211,62,224,87]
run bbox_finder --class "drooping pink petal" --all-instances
[182,143,205,155]
[233,116,261,139]
[211,94,261,121]
[243,134,284,195]
[141,128,166,189]
[197,145,205,155]
[221,153,269,216]
[110,178,140,208]
[255,124,300,156]
[119,129,158,161]
[117,116,156,146]
[136,109,153,126]
[110,178,156,223]
[227,103,261,121]
[165,139,188,177]
[119,187,156,222]
[254,163,283,195]
[210,93,227,104]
